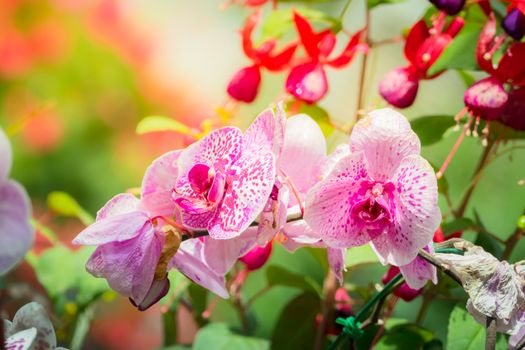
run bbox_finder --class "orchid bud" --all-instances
[502,8,525,41]
[379,67,419,108]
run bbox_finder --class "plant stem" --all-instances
[314,270,338,350]
[417,249,463,285]
[502,211,525,260]
[355,8,370,121]
[455,140,495,217]
[339,0,353,20]
[485,317,497,350]
[415,290,433,325]
[162,308,178,346]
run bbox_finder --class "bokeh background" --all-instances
[1,0,524,349]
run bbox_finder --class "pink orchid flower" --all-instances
[173,106,283,240]
[304,108,441,267]
[0,127,33,275]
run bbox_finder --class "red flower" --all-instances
[285,12,366,104]
[382,266,422,302]
[463,13,525,126]
[380,14,464,108]
[227,11,297,103]
[239,241,273,271]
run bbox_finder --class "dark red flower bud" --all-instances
[501,87,525,131]
[502,8,525,40]
[433,227,445,243]
[429,0,466,15]
[227,65,261,103]
[239,241,272,271]
[285,62,328,104]
[382,266,422,302]
[464,77,508,121]
[379,67,419,108]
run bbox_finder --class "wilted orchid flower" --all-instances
[463,13,525,132]
[380,15,464,108]
[173,106,282,239]
[0,127,33,276]
[227,11,297,103]
[435,241,525,334]
[285,12,366,104]
[305,108,441,267]
[2,302,67,350]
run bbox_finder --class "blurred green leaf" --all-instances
[427,7,487,75]
[411,116,455,146]
[266,265,322,296]
[261,8,341,41]
[47,191,94,225]
[346,244,379,267]
[489,0,507,19]
[446,306,484,350]
[270,292,321,350]
[367,0,406,9]
[193,323,269,350]
[188,283,209,326]
[305,247,329,273]
[30,246,110,313]
[285,101,335,138]
[442,218,473,235]
[375,323,437,350]
[473,210,504,257]
[136,116,197,136]
[457,70,476,88]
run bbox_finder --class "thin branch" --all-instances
[502,210,525,260]
[314,271,338,350]
[355,8,370,121]
[417,249,463,285]
[485,317,497,350]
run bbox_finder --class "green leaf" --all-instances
[270,292,321,350]
[261,8,341,41]
[367,0,407,9]
[446,306,485,350]
[188,283,209,326]
[473,210,504,257]
[346,244,379,267]
[427,7,487,75]
[411,116,455,146]
[136,116,197,136]
[30,246,110,313]
[47,191,94,225]
[441,218,474,235]
[193,323,269,350]
[375,323,437,350]
[457,70,476,88]
[266,265,322,296]
[285,101,334,138]
[305,247,329,273]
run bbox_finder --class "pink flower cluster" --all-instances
[74,106,441,310]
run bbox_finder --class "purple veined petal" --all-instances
[321,144,350,179]
[244,102,286,158]
[202,229,257,275]
[171,239,229,299]
[178,207,216,231]
[349,108,421,182]
[132,277,170,311]
[178,127,243,175]
[304,152,372,249]
[0,181,33,275]
[371,154,440,266]
[96,193,141,220]
[509,313,525,350]
[86,228,164,303]
[328,248,346,285]
[4,328,37,350]
[141,150,181,217]
[398,244,437,290]
[0,127,12,183]
[208,151,276,239]
[6,302,57,349]
[280,114,327,193]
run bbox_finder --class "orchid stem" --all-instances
[355,6,370,121]
[162,308,178,346]
[485,317,497,350]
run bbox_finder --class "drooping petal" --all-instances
[464,77,508,121]
[141,150,181,217]
[202,230,257,275]
[398,244,437,290]
[5,302,57,349]
[476,13,498,75]
[328,248,346,285]
[177,127,244,175]
[327,29,366,68]
[86,228,164,303]
[404,20,430,65]
[227,65,262,103]
[133,277,170,311]
[372,154,440,266]
[293,12,320,59]
[0,181,33,275]
[240,11,260,59]
[280,114,327,193]
[0,127,12,182]
[208,151,275,239]
[304,152,372,249]
[285,62,328,104]
[171,239,229,299]
[509,314,525,350]
[379,66,419,109]
[349,108,421,182]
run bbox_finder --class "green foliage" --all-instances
[136,116,198,137]
[441,217,474,235]
[47,191,94,225]
[446,306,485,350]
[346,244,379,267]
[411,116,455,146]
[270,292,321,350]
[193,323,269,350]
[285,100,335,138]
[367,0,407,9]
[266,265,322,296]
[375,323,438,350]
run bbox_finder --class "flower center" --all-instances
[351,181,395,236]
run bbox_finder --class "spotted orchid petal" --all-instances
[398,244,437,290]
[244,104,286,159]
[328,248,346,285]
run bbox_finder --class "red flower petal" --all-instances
[241,11,261,59]
[496,42,525,85]
[476,13,498,75]
[293,12,321,59]
[285,61,328,103]
[404,20,430,65]
[227,65,262,103]
[379,66,419,108]
[327,29,366,68]
[464,77,509,121]
[261,42,298,71]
